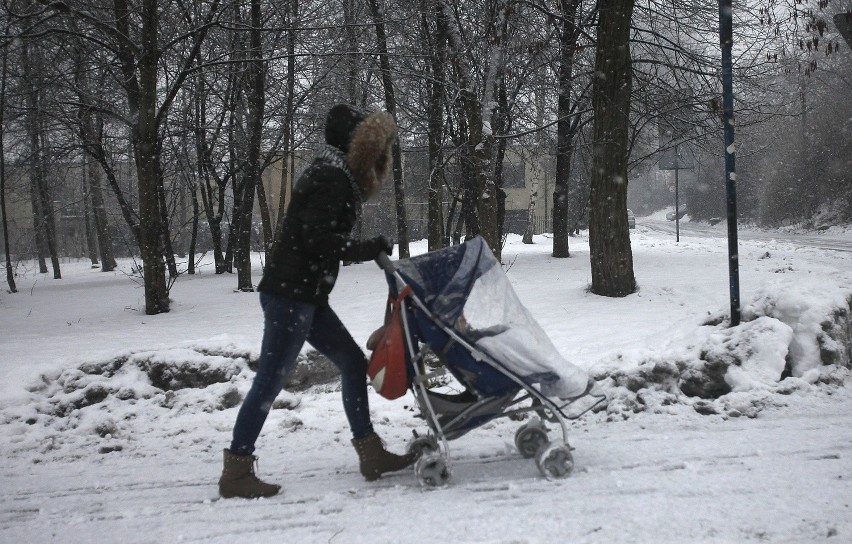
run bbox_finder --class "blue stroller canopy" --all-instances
[391,236,495,325]
[390,237,589,400]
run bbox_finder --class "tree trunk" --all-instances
[523,177,539,244]
[277,0,297,229]
[188,188,199,275]
[23,41,60,279]
[206,201,226,273]
[156,158,178,278]
[0,37,15,293]
[134,0,170,313]
[389,140,408,253]
[29,178,47,273]
[0,163,13,292]
[421,0,446,250]
[224,96,240,275]
[87,159,116,271]
[223,27,244,277]
[40,133,60,279]
[367,0,410,258]
[135,140,169,312]
[344,0,358,102]
[526,75,548,244]
[235,0,265,292]
[192,67,227,274]
[588,0,636,297]
[552,0,583,258]
[82,160,100,266]
[342,0,365,251]
[494,75,510,244]
[459,153,480,240]
[33,142,56,276]
[175,182,187,259]
[256,177,273,260]
[445,195,460,245]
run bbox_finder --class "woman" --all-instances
[218,104,416,499]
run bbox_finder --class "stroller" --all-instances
[371,237,605,487]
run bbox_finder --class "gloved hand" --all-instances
[354,235,393,262]
[371,235,394,257]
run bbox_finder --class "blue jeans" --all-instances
[230,292,374,455]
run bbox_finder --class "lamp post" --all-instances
[658,122,694,243]
[719,0,740,326]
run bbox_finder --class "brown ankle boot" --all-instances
[352,433,417,481]
[218,449,281,499]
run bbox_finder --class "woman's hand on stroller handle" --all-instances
[375,251,394,272]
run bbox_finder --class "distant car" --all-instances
[666,209,688,221]
[627,209,636,229]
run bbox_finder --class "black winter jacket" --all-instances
[257,145,379,305]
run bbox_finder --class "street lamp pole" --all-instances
[674,144,680,243]
[719,0,741,326]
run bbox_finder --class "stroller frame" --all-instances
[377,253,606,486]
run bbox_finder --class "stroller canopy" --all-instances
[392,237,589,399]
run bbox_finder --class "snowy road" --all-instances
[1,390,849,544]
[640,218,852,253]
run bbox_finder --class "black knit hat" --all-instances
[325,104,367,152]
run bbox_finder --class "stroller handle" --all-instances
[375,251,395,272]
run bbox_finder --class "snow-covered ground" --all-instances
[1,222,850,544]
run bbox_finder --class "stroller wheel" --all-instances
[514,419,549,459]
[535,441,575,480]
[407,434,439,458]
[415,452,451,488]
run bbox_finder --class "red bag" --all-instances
[367,287,412,400]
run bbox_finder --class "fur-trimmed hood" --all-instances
[346,111,397,199]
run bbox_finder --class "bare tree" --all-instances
[367,0,411,257]
[27,0,224,313]
[21,38,60,278]
[436,0,510,259]
[71,55,117,272]
[190,53,231,274]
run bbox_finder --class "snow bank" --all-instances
[741,281,852,375]
[592,282,852,421]
[1,342,333,461]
